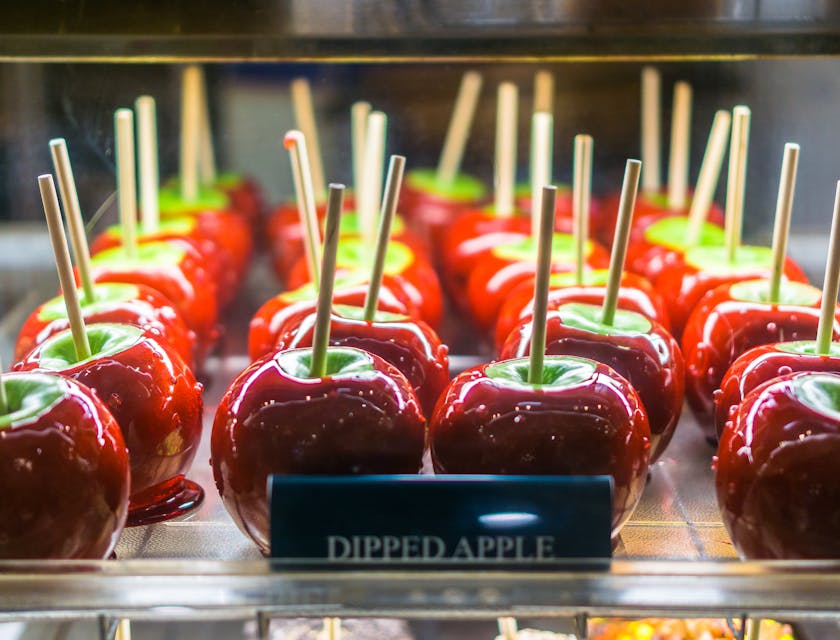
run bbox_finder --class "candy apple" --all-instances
[682,279,839,437]
[248,272,417,361]
[500,302,683,461]
[494,269,669,352]
[216,173,265,230]
[287,238,443,328]
[15,282,195,370]
[89,239,219,357]
[0,372,129,558]
[655,245,808,338]
[274,304,449,417]
[16,323,204,526]
[716,341,840,439]
[465,234,610,333]
[429,355,650,536]
[626,215,725,284]
[398,168,487,245]
[716,371,840,558]
[514,183,605,237]
[211,346,426,554]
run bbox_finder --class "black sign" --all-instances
[269,475,612,568]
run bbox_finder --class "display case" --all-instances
[3,2,840,638]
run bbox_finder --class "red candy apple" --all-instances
[494,270,669,352]
[716,371,840,558]
[15,282,195,370]
[715,341,840,439]
[0,372,129,559]
[248,272,416,361]
[211,346,426,554]
[429,355,650,536]
[89,239,219,357]
[654,245,808,338]
[500,302,683,461]
[682,279,839,438]
[16,323,204,526]
[274,304,449,417]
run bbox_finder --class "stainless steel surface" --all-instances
[3,1,840,61]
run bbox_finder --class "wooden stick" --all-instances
[528,185,558,385]
[179,66,201,203]
[494,82,518,218]
[358,110,387,245]
[135,96,160,234]
[530,112,553,239]
[49,138,95,304]
[641,67,661,193]
[573,134,594,285]
[351,101,371,197]
[686,110,731,246]
[291,77,326,201]
[437,71,483,185]
[497,617,519,640]
[768,143,800,304]
[667,81,692,211]
[724,106,752,264]
[534,70,554,115]
[309,184,344,379]
[364,155,406,321]
[284,130,322,284]
[196,66,217,185]
[115,619,131,640]
[323,617,341,640]
[816,181,840,355]
[0,354,7,415]
[38,174,91,361]
[115,109,138,260]
[602,160,642,325]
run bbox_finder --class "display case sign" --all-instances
[269,475,612,568]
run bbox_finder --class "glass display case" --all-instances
[2,2,840,638]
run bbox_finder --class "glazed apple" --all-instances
[274,304,449,417]
[399,168,488,246]
[248,272,417,361]
[89,239,219,358]
[654,245,808,338]
[494,269,669,352]
[682,279,838,438]
[715,341,840,438]
[465,233,610,333]
[16,323,204,526]
[625,215,725,285]
[500,302,683,461]
[15,282,195,370]
[211,346,426,554]
[716,371,840,558]
[429,355,650,536]
[216,173,266,230]
[287,238,443,328]
[0,371,129,558]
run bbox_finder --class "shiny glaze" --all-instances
[654,255,807,339]
[465,243,611,333]
[0,373,129,558]
[515,185,604,237]
[716,372,840,558]
[219,175,265,231]
[16,332,204,523]
[429,359,650,536]
[494,271,669,351]
[90,239,219,356]
[715,343,840,438]
[287,241,444,329]
[248,275,416,361]
[399,178,488,247]
[15,284,196,370]
[211,350,426,554]
[274,308,450,417]
[682,284,836,438]
[499,308,683,461]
